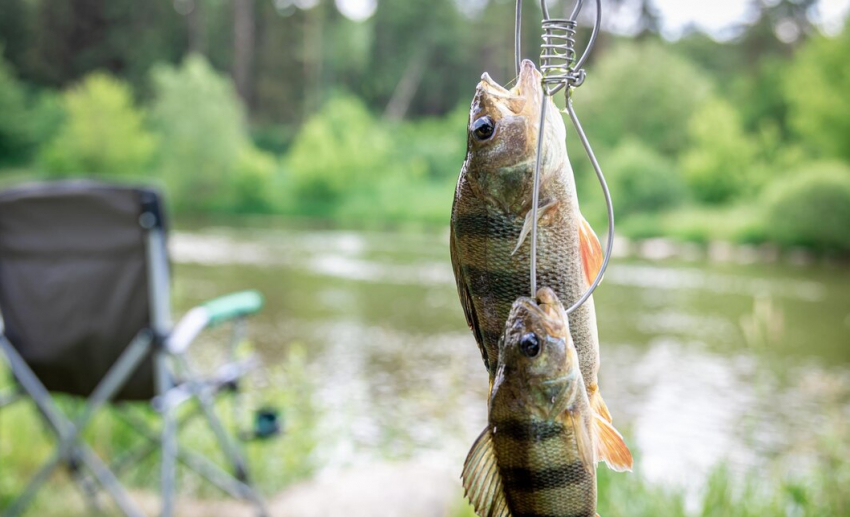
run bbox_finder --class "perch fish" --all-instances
[462,288,630,517]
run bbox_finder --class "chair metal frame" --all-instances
[0,190,268,517]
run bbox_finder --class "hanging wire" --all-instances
[523,0,613,315]
[515,0,523,77]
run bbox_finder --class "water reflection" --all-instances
[170,224,850,487]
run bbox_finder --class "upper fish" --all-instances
[450,60,630,470]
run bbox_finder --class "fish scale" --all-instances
[452,168,600,393]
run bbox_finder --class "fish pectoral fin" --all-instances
[568,409,596,475]
[578,212,604,288]
[462,426,512,517]
[594,413,633,472]
[590,388,612,423]
[511,200,559,256]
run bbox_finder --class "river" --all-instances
[170,221,850,493]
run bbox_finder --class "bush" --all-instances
[0,50,36,165]
[39,72,155,177]
[760,162,850,251]
[230,145,279,214]
[605,139,686,217]
[681,97,757,204]
[784,28,850,161]
[575,41,712,157]
[150,54,249,212]
[285,94,400,215]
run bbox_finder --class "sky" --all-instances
[331,0,850,37]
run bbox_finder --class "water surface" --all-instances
[170,222,850,490]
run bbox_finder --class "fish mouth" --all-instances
[475,60,542,114]
[511,291,567,338]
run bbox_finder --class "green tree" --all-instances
[681,97,757,204]
[0,50,37,164]
[151,54,276,213]
[784,26,850,161]
[286,93,397,214]
[40,72,155,176]
[575,40,713,157]
[151,54,246,212]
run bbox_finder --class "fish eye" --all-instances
[519,333,541,358]
[472,116,495,141]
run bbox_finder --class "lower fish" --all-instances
[462,287,631,517]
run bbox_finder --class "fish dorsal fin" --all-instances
[462,427,513,517]
[578,214,603,288]
[594,413,633,472]
[511,200,559,256]
[568,408,596,475]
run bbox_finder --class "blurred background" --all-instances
[0,0,848,516]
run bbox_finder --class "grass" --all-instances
[0,342,318,514]
[450,415,849,517]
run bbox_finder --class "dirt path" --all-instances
[130,462,464,517]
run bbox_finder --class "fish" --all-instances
[449,60,630,470]
[461,288,631,517]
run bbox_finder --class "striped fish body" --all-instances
[489,387,597,517]
[451,166,601,394]
[462,290,599,517]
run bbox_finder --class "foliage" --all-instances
[604,139,686,216]
[151,54,251,212]
[760,162,850,251]
[784,27,850,161]
[285,94,466,223]
[285,93,400,215]
[576,40,713,156]
[0,49,53,165]
[681,97,758,204]
[39,72,155,176]
[230,145,279,214]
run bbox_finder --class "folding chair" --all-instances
[0,181,268,517]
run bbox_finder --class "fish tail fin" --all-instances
[591,389,612,423]
[594,413,633,472]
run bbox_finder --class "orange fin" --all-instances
[590,389,612,423]
[594,413,633,472]
[578,214,603,288]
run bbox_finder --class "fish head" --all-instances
[496,287,580,417]
[464,60,568,213]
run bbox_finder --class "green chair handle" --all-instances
[203,290,264,326]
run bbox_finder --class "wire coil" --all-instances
[540,18,584,95]
[519,0,612,315]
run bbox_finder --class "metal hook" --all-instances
[523,0,613,315]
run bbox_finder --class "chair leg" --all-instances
[78,444,146,517]
[160,399,177,517]
[196,397,268,516]
[68,452,105,514]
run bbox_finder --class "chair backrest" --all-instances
[0,181,169,400]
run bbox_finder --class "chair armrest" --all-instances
[203,290,264,327]
[167,290,263,355]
